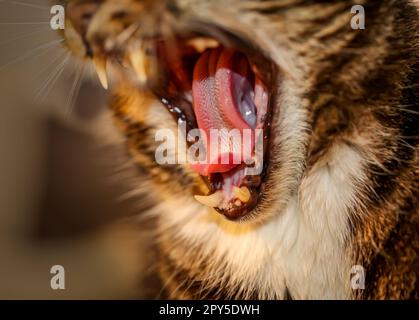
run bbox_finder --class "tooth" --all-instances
[93,57,108,90]
[233,186,251,203]
[187,37,219,53]
[129,48,148,84]
[194,191,223,208]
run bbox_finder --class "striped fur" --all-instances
[64,0,419,299]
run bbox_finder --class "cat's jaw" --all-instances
[155,141,365,299]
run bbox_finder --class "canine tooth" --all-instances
[233,186,251,203]
[187,37,219,52]
[184,92,192,104]
[129,48,148,84]
[93,57,108,90]
[194,191,223,208]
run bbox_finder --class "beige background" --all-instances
[0,0,155,299]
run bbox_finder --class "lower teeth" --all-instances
[193,185,251,208]
[233,186,251,203]
[194,191,223,208]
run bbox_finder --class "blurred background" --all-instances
[0,0,157,299]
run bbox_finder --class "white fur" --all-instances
[158,142,365,299]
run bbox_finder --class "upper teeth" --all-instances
[92,37,219,90]
[194,191,224,208]
[93,57,108,90]
[187,37,219,53]
[128,47,149,85]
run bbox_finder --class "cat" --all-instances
[62,0,418,299]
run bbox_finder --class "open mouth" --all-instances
[94,28,277,220]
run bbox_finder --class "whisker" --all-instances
[375,104,419,115]
[0,26,48,47]
[0,0,49,10]
[33,48,67,80]
[34,53,70,102]
[35,66,67,102]
[66,64,86,114]
[0,22,50,25]
[34,69,60,101]
[0,38,64,71]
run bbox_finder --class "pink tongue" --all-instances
[191,48,255,176]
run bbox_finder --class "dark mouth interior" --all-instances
[145,32,277,220]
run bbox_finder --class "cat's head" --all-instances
[61,0,370,222]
